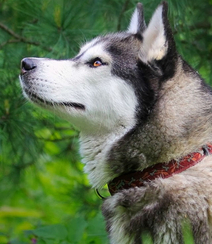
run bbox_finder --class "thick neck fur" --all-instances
[80,125,134,188]
[80,57,212,189]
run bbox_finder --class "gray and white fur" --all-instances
[19,2,212,243]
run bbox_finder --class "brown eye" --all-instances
[88,58,107,68]
[93,59,102,67]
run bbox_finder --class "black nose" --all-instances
[21,58,37,74]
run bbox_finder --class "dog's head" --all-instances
[20,2,177,135]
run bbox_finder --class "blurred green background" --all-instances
[0,0,211,243]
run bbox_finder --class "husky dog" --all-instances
[20,2,212,244]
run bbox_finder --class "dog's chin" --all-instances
[24,90,85,110]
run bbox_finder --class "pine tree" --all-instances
[0,0,211,243]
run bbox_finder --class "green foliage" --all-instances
[0,0,211,243]
[23,214,107,244]
[182,220,194,244]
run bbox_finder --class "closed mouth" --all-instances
[26,91,85,110]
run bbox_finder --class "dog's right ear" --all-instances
[128,3,146,36]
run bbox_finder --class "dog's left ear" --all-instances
[128,3,146,35]
[139,2,176,65]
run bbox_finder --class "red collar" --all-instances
[108,144,212,196]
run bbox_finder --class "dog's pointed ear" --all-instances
[139,2,176,64]
[128,3,146,35]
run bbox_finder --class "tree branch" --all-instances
[174,21,211,35]
[189,22,211,31]
[0,22,52,52]
[117,0,131,31]
[0,22,23,39]
[0,39,20,49]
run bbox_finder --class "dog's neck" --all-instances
[80,125,134,188]
[108,144,212,195]
[79,60,212,189]
[106,61,212,182]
